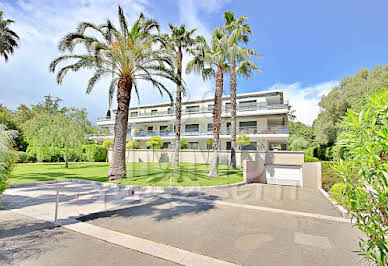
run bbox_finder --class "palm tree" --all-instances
[0,11,19,62]
[224,11,260,169]
[50,6,180,180]
[186,28,229,177]
[164,24,202,167]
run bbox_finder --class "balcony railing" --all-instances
[97,103,288,121]
[134,126,288,137]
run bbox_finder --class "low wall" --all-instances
[107,149,305,166]
[302,162,322,189]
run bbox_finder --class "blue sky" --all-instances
[1,0,387,125]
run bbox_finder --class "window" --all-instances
[186,105,200,113]
[208,104,214,111]
[226,141,231,150]
[151,109,158,116]
[241,142,257,151]
[189,142,199,149]
[225,102,231,112]
[226,122,231,134]
[239,100,256,111]
[168,107,174,114]
[161,142,171,149]
[239,121,257,134]
[147,126,153,132]
[207,123,213,132]
[185,124,199,133]
[130,111,138,117]
[160,125,168,132]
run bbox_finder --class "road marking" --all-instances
[163,195,352,224]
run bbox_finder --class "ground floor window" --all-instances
[189,142,199,149]
[161,142,171,149]
[226,141,231,150]
[241,142,257,150]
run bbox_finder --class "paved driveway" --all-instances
[1,181,366,266]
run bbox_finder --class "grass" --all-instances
[10,162,243,187]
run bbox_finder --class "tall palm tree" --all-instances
[224,11,260,169]
[186,28,229,177]
[0,11,19,62]
[164,24,200,167]
[50,6,180,180]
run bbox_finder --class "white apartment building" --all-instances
[97,90,289,151]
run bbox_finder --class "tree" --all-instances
[126,140,140,149]
[23,110,85,168]
[330,88,388,265]
[179,138,189,149]
[186,27,229,177]
[0,124,17,196]
[223,11,260,169]
[0,11,19,62]
[146,136,163,162]
[289,136,309,150]
[50,6,179,180]
[164,24,201,167]
[236,133,250,150]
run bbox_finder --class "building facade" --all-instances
[96,90,289,151]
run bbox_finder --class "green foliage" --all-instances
[15,151,35,163]
[102,140,114,148]
[304,155,319,162]
[207,139,213,149]
[330,88,388,265]
[126,140,140,149]
[180,138,189,149]
[0,11,19,62]
[321,161,340,191]
[289,136,309,150]
[0,125,17,196]
[146,136,164,149]
[236,133,250,147]
[329,183,347,196]
[106,110,111,118]
[82,144,107,162]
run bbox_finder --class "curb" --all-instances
[8,178,246,192]
[318,187,349,218]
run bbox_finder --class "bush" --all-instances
[26,146,63,162]
[180,138,189,149]
[304,155,319,162]
[61,148,82,162]
[83,144,106,162]
[126,140,140,149]
[15,151,35,163]
[102,140,114,148]
[329,183,347,195]
[321,161,340,191]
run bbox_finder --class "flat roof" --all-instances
[122,90,283,111]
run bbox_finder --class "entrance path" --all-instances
[2,181,367,266]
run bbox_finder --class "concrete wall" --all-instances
[107,149,304,167]
[302,162,322,189]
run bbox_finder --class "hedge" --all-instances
[82,144,107,162]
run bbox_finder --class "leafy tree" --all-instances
[23,111,85,168]
[314,65,388,146]
[179,138,189,149]
[102,140,114,148]
[32,95,67,114]
[126,140,140,149]
[164,24,202,167]
[236,133,250,149]
[0,124,17,196]
[187,27,229,177]
[289,136,309,150]
[146,136,163,162]
[0,11,19,62]
[223,11,260,169]
[330,88,388,265]
[50,6,179,180]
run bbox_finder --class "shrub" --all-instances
[321,161,340,191]
[102,140,114,149]
[0,125,17,196]
[180,138,189,149]
[126,140,140,149]
[304,155,319,162]
[27,146,63,162]
[83,144,106,162]
[15,151,35,163]
[146,136,163,149]
[60,148,82,162]
[329,183,347,195]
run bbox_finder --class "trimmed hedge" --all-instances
[82,144,107,162]
[304,155,319,162]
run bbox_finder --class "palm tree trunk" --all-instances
[108,75,132,181]
[229,62,237,169]
[173,47,183,167]
[209,66,223,177]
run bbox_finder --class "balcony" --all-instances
[97,103,288,122]
[133,126,288,137]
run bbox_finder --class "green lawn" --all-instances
[10,162,243,187]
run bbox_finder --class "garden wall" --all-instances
[107,149,304,167]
